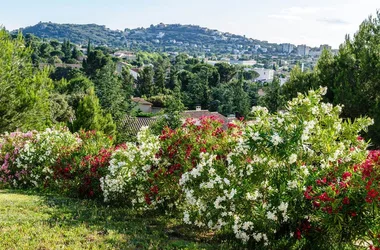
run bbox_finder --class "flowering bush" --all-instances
[100,127,160,206]
[0,128,117,199]
[0,131,36,187]
[0,127,80,188]
[51,130,115,198]
[176,88,373,248]
[101,87,377,249]
[309,149,380,248]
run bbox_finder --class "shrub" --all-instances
[51,130,115,198]
[0,131,37,187]
[0,127,80,188]
[101,87,377,249]
[100,127,160,206]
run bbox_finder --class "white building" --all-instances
[230,60,257,66]
[116,62,139,80]
[157,32,165,38]
[114,51,136,60]
[253,68,274,82]
[297,45,310,56]
[281,43,294,54]
[309,50,322,58]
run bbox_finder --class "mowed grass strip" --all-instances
[0,190,225,250]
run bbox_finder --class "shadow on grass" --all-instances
[1,189,231,249]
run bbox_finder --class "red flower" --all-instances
[144,193,152,205]
[350,211,357,217]
[150,185,159,194]
[304,186,313,200]
[342,172,352,181]
[343,197,350,205]
[366,189,379,203]
[294,229,302,240]
[313,201,321,208]
[318,192,331,202]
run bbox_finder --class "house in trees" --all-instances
[116,62,139,80]
[132,97,153,113]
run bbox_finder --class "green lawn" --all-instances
[0,190,226,250]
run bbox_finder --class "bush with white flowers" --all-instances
[0,127,81,188]
[100,87,375,248]
[177,87,373,248]
[100,127,160,209]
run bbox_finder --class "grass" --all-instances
[0,189,228,250]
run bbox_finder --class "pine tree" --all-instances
[73,87,116,136]
[136,66,154,97]
[0,29,52,133]
[61,39,72,62]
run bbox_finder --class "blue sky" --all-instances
[1,0,378,48]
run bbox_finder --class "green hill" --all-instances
[16,22,280,54]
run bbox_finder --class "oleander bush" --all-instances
[0,128,117,199]
[101,87,378,249]
[1,87,379,249]
[0,127,80,188]
[50,130,116,198]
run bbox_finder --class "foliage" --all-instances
[72,88,116,137]
[93,63,132,122]
[136,66,155,97]
[101,88,377,249]
[18,22,278,55]
[258,77,284,113]
[150,93,185,135]
[51,130,114,198]
[280,12,380,147]
[82,48,111,78]
[0,127,80,188]
[0,29,52,133]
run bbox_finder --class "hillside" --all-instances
[18,22,127,47]
[17,22,280,54]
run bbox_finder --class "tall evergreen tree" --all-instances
[136,66,155,97]
[73,87,116,136]
[61,39,72,62]
[93,63,131,121]
[0,29,52,133]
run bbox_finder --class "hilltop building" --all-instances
[297,45,310,56]
[281,43,295,54]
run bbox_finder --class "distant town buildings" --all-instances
[281,43,295,54]
[297,45,310,56]
[319,44,332,51]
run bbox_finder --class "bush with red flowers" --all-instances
[51,130,116,198]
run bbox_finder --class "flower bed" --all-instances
[1,88,379,249]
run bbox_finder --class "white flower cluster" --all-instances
[100,127,160,207]
[13,127,80,187]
